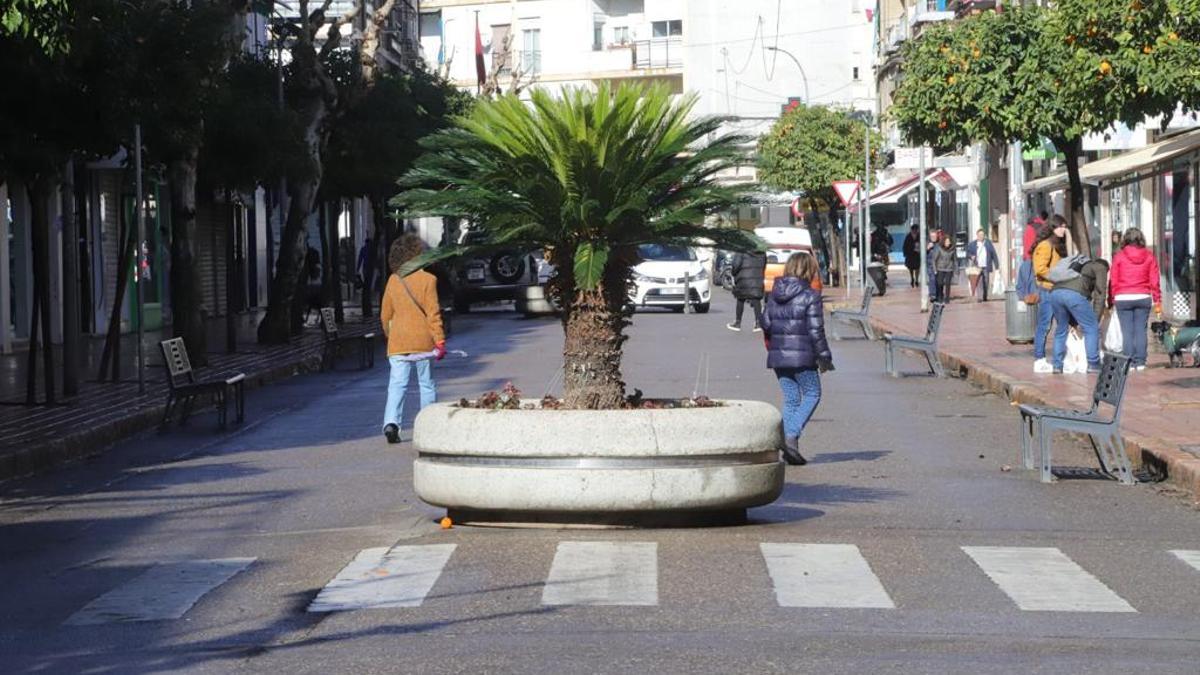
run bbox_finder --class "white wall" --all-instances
[685,1,875,141]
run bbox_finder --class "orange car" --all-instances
[757,226,824,293]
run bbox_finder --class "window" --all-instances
[613,26,630,45]
[521,28,541,74]
[651,20,682,38]
[593,21,604,51]
[852,67,860,81]
[492,24,512,72]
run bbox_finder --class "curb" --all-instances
[0,353,327,483]
[842,308,1200,503]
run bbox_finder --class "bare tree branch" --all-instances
[360,0,398,86]
[319,0,361,59]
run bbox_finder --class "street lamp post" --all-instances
[764,46,810,105]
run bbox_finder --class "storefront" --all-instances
[1022,127,1200,322]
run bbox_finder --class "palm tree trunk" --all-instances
[559,257,631,409]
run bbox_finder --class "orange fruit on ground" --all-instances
[440,516,453,529]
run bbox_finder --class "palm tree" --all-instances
[395,83,763,409]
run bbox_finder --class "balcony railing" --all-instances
[633,37,682,69]
[909,0,955,26]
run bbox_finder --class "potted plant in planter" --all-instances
[395,83,784,525]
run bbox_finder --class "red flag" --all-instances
[474,16,486,88]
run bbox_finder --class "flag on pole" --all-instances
[474,14,486,89]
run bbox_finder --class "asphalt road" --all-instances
[2,289,1199,674]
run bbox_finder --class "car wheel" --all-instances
[490,251,526,284]
[695,302,710,314]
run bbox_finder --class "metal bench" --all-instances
[319,307,376,371]
[883,301,946,378]
[159,337,245,432]
[1018,353,1135,485]
[831,288,875,340]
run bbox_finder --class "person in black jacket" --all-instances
[727,250,767,332]
[903,225,921,288]
[761,253,834,466]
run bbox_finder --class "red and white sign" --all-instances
[790,197,805,219]
[832,180,861,207]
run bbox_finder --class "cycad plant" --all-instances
[395,83,762,409]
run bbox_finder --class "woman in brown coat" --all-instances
[380,234,446,443]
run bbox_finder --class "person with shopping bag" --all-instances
[964,229,999,302]
[1030,217,1068,373]
[1108,227,1162,371]
[1048,255,1109,375]
[380,234,447,444]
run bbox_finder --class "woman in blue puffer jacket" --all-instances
[761,253,835,465]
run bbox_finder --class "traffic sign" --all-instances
[832,180,861,207]
[894,146,934,169]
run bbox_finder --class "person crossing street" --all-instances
[726,249,767,332]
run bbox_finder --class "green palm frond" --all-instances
[394,82,758,287]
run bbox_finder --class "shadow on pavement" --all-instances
[808,451,891,464]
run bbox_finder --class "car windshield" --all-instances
[638,244,695,261]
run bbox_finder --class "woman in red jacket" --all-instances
[1108,228,1162,371]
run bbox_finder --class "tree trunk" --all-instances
[1056,135,1093,256]
[167,153,209,365]
[557,252,632,410]
[225,189,237,354]
[329,200,344,323]
[61,159,80,396]
[258,46,329,344]
[318,200,332,310]
[27,177,56,404]
[826,203,846,288]
[98,187,135,382]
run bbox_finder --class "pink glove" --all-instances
[434,342,447,361]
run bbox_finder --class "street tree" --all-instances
[757,104,882,286]
[0,0,124,401]
[396,84,763,409]
[0,0,68,53]
[257,0,399,343]
[323,67,469,317]
[892,3,1200,253]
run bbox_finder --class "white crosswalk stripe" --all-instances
[761,543,895,609]
[962,546,1135,613]
[308,544,456,612]
[542,541,658,606]
[65,558,255,625]
[1170,550,1200,573]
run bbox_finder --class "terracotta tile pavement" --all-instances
[828,282,1200,499]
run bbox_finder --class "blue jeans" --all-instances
[1116,298,1153,366]
[774,368,822,441]
[382,357,436,431]
[1033,287,1054,359]
[1049,289,1100,370]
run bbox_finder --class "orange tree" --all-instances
[892,2,1200,253]
[757,104,882,286]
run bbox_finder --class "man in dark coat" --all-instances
[727,250,767,332]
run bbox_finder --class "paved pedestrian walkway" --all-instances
[832,282,1200,500]
[0,310,380,480]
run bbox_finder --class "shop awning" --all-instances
[1080,127,1200,189]
[853,169,959,209]
[1021,169,1070,194]
[1021,128,1200,194]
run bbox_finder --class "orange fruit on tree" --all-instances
[1143,45,1153,54]
[1169,32,1179,41]
[1099,60,1112,74]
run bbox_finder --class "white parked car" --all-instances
[630,243,710,313]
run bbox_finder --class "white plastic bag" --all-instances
[1063,329,1088,374]
[990,271,1005,298]
[1104,314,1123,354]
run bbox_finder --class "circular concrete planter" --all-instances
[412,400,784,525]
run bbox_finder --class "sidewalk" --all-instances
[0,309,380,480]
[830,282,1200,501]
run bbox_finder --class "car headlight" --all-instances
[693,269,708,281]
[632,271,650,282]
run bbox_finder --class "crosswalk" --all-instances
[57,542,1200,625]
